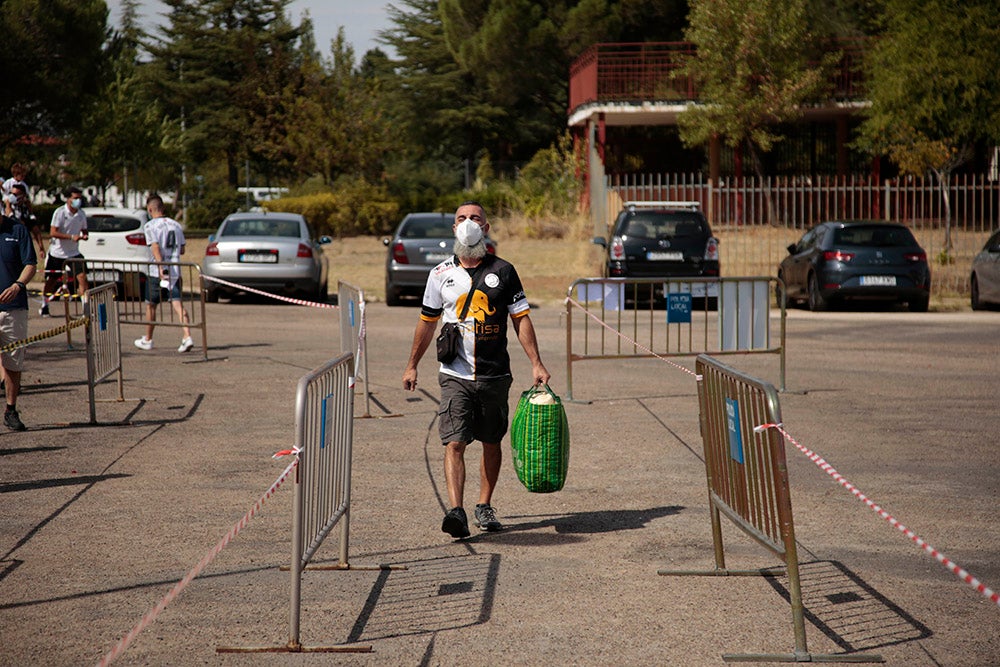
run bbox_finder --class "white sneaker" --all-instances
[134,337,153,351]
[178,337,194,353]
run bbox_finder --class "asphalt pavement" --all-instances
[0,297,998,666]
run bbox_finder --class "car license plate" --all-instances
[647,251,684,261]
[239,250,278,263]
[425,253,450,262]
[860,275,896,286]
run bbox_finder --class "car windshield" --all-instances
[86,215,143,233]
[221,219,301,237]
[400,215,454,239]
[833,225,917,247]
[622,212,705,239]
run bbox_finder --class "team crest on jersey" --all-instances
[484,273,499,288]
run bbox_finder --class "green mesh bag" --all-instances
[510,384,570,493]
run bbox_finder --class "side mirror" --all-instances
[208,234,216,243]
[592,236,607,248]
[318,236,332,245]
[786,243,797,255]
[382,237,391,247]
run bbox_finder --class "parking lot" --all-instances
[0,298,998,666]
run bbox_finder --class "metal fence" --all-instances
[565,277,786,402]
[62,259,208,358]
[658,355,882,663]
[287,353,363,652]
[83,283,124,424]
[606,173,1000,297]
[338,282,371,418]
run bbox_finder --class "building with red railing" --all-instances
[568,40,871,214]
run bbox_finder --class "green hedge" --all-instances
[264,182,400,238]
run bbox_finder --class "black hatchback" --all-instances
[778,221,931,312]
[594,201,720,281]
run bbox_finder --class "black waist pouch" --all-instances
[436,322,462,363]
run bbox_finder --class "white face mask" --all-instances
[70,197,84,210]
[455,219,484,246]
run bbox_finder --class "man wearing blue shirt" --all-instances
[0,213,38,430]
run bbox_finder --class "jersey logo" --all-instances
[457,289,495,321]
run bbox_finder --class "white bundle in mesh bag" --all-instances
[529,391,557,405]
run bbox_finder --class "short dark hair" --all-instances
[66,186,83,197]
[146,194,164,208]
[457,200,487,222]
[11,183,26,194]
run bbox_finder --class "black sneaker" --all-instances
[39,304,50,317]
[474,503,502,532]
[4,409,25,431]
[441,507,470,539]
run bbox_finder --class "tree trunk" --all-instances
[933,168,953,254]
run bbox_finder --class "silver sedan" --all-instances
[971,228,1000,310]
[201,211,330,302]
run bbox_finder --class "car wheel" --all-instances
[313,280,328,303]
[385,278,403,307]
[807,273,828,312]
[205,287,219,303]
[971,275,982,311]
[908,295,930,312]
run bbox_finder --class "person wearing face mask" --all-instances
[4,183,44,260]
[403,201,551,539]
[40,186,89,317]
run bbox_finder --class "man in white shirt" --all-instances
[40,186,88,316]
[133,194,194,353]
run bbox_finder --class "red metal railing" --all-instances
[569,40,868,115]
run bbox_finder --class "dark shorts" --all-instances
[438,374,513,445]
[44,254,85,277]
[145,277,183,304]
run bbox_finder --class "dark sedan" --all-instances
[778,221,931,312]
[383,212,496,306]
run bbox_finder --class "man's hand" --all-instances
[0,283,20,304]
[403,367,418,391]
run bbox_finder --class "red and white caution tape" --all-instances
[565,297,702,380]
[272,446,301,459]
[202,275,338,309]
[754,422,1000,608]
[95,455,300,666]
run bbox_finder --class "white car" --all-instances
[77,207,151,297]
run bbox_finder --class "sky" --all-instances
[106,0,396,59]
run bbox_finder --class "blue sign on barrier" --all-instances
[98,303,107,331]
[349,300,356,327]
[666,292,692,323]
[319,393,335,450]
[725,397,744,464]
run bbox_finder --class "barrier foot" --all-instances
[279,562,408,572]
[657,566,786,577]
[722,651,883,663]
[216,643,373,654]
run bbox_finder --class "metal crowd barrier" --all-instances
[338,281,371,418]
[62,259,208,359]
[658,355,882,663]
[83,283,125,424]
[564,276,786,401]
[287,353,367,652]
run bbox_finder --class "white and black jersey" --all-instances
[420,254,530,380]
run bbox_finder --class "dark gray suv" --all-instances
[594,201,720,280]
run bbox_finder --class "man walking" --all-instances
[133,195,194,353]
[0,210,37,430]
[403,201,550,538]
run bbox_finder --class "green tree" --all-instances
[282,30,396,186]
[856,0,1000,254]
[143,0,305,188]
[0,0,108,187]
[677,0,837,220]
[380,0,690,169]
[73,0,166,202]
